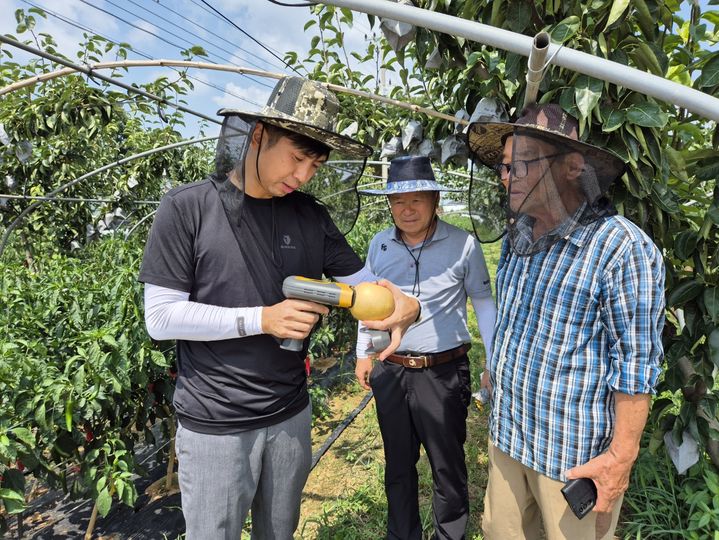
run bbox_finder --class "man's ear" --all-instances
[564,152,585,181]
[250,122,264,149]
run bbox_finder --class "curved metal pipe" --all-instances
[0,50,467,127]
[0,135,218,257]
[321,0,719,123]
[0,35,221,126]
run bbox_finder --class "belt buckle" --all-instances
[404,355,428,368]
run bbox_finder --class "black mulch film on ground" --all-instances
[7,462,184,539]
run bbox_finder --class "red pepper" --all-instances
[304,356,311,377]
[15,460,25,472]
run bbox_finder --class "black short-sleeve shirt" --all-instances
[139,179,363,433]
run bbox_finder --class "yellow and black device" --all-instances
[282,276,355,309]
[280,276,392,352]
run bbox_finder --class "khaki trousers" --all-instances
[482,441,622,540]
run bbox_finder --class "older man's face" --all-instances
[499,134,583,230]
[388,191,438,242]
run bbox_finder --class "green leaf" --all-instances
[697,53,719,88]
[150,349,169,368]
[696,161,719,182]
[666,147,688,181]
[101,334,118,349]
[96,487,112,517]
[674,230,700,260]
[626,102,668,128]
[604,0,630,30]
[551,16,581,43]
[0,488,25,515]
[601,107,625,133]
[709,329,719,368]
[652,182,680,213]
[11,427,34,448]
[574,75,603,118]
[466,51,483,68]
[705,288,719,324]
[506,0,531,32]
[667,279,704,307]
[708,204,719,225]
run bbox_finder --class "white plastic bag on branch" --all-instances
[380,136,403,160]
[401,120,422,150]
[380,0,415,52]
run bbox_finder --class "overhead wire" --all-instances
[125,0,281,73]
[197,0,306,76]
[148,0,287,73]
[77,0,274,89]
[265,0,318,6]
[104,0,275,78]
[19,0,265,108]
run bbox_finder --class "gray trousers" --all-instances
[175,404,312,540]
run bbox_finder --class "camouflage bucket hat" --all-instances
[218,76,372,159]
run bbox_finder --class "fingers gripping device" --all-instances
[280,276,391,353]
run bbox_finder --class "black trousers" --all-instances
[370,355,471,540]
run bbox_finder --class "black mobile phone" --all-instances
[561,477,597,519]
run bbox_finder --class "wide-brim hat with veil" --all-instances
[467,104,625,191]
[466,103,626,255]
[217,76,372,160]
[213,76,372,236]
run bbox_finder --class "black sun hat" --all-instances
[360,155,461,195]
[218,76,371,159]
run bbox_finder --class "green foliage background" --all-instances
[1,0,719,537]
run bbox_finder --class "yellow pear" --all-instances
[349,282,395,321]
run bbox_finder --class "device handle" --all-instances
[280,337,304,352]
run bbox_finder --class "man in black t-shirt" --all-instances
[139,77,420,539]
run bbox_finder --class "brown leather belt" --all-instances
[386,343,471,369]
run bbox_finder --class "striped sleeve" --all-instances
[601,238,665,395]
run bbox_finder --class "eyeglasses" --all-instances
[492,153,566,179]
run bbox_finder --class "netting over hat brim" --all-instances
[360,180,462,195]
[466,121,626,187]
[218,108,372,159]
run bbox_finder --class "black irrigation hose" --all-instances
[310,391,373,471]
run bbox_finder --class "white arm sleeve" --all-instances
[144,283,263,341]
[355,322,373,359]
[470,294,497,366]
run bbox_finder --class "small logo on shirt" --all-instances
[281,234,296,250]
[380,243,387,251]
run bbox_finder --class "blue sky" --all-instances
[0,0,714,139]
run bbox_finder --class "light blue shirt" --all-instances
[361,219,493,354]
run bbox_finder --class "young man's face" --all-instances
[245,125,328,199]
[388,191,438,240]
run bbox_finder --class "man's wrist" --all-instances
[608,441,640,464]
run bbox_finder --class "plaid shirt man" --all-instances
[488,214,665,481]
